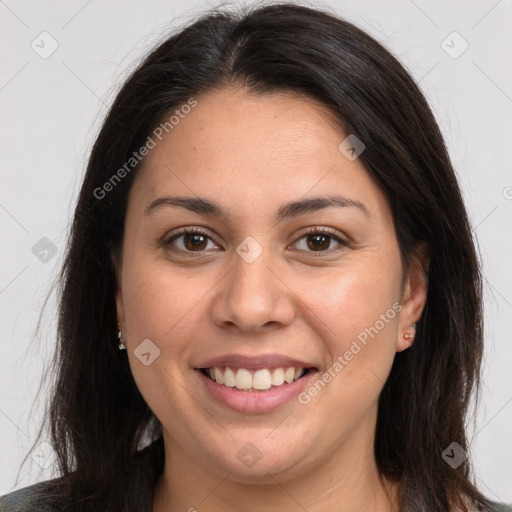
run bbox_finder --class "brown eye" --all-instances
[165,229,220,253]
[293,228,349,253]
[305,233,331,251]
[181,233,209,251]
[163,226,348,256]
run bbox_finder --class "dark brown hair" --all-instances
[19,3,495,511]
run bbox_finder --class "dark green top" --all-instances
[1,481,511,512]
[1,481,66,512]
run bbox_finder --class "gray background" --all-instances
[1,0,511,502]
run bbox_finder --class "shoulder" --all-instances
[0,479,70,512]
[0,437,163,512]
[462,504,512,512]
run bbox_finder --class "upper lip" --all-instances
[196,354,317,371]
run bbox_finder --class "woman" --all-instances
[1,3,510,511]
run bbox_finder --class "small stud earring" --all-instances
[404,324,416,343]
[117,322,126,350]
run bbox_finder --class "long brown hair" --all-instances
[19,3,495,511]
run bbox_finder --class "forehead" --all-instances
[128,87,389,223]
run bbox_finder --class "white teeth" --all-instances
[205,366,308,390]
[235,369,252,390]
[271,367,285,386]
[252,369,272,390]
[214,367,224,385]
[223,367,236,387]
[284,367,295,383]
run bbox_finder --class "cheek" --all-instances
[120,254,209,425]
[119,212,195,343]
[120,251,210,366]
[292,263,402,437]
[295,256,403,418]
[299,258,402,347]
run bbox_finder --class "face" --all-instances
[114,87,427,482]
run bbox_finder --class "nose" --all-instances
[210,246,295,333]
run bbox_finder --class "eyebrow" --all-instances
[144,194,369,222]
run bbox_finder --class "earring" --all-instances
[404,324,416,343]
[117,323,126,350]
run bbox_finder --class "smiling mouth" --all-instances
[199,366,315,392]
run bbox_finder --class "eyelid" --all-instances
[164,226,221,247]
[163,225,350,254]
[289,226,350,255]
[296,226,349,244]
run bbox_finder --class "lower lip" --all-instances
[195,369,318,414]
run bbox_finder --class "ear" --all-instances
[397,242,429,352]
[111,249,126,329]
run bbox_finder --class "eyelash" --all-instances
[163,226,350,256]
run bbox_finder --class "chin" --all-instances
[201,437,311,481]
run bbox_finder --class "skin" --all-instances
[114,86,428,512]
